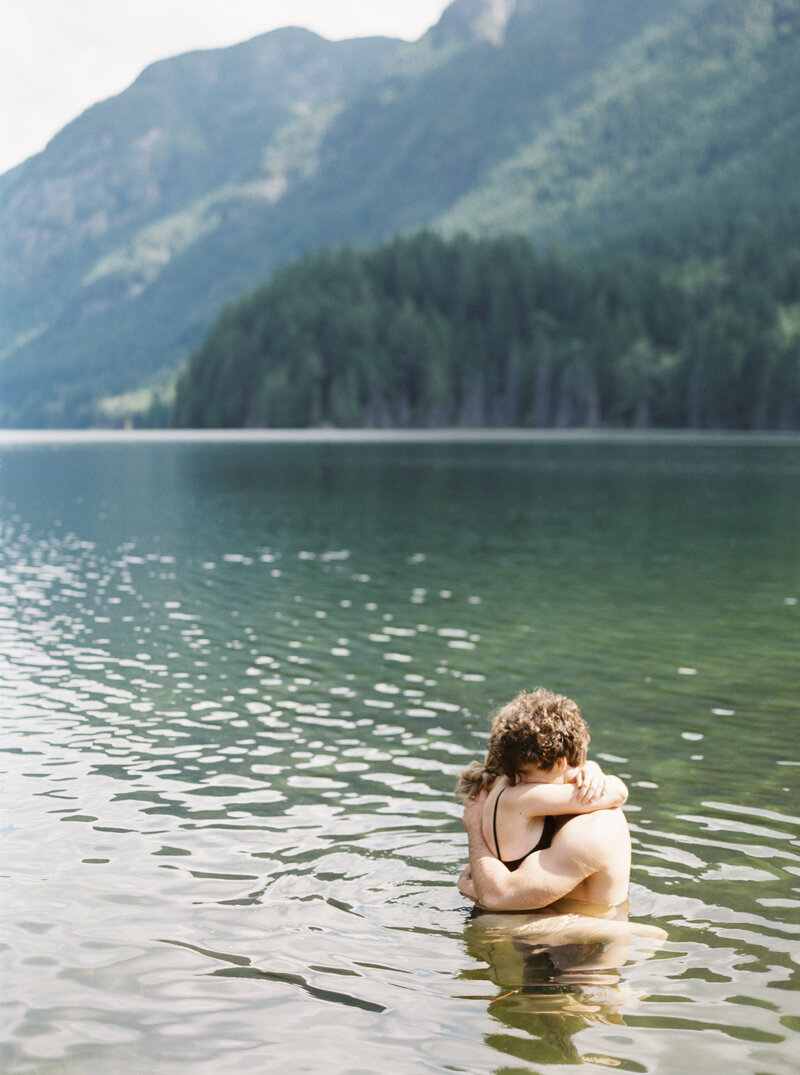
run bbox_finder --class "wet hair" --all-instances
[456,688,589,798]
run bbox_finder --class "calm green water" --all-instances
[1,432,798,1074]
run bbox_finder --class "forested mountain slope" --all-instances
[1,0,799,426]
[173,229,800,431]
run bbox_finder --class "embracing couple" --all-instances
[457,688,633,923]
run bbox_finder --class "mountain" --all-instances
[1,0,799,427]
[0,28,401,425]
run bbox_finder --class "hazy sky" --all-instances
[0,0,451,175]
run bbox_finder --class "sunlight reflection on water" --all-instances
[1,435,798,1073]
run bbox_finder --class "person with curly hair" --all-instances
[458,688,632,913]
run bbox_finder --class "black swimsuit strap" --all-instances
[493,789,557,869]
[538,813,556,850]
[492,786,505,859]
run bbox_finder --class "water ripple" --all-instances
[2,438,799,1073]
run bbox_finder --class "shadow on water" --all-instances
[158,937,388,1013]
[461,909,667,1068]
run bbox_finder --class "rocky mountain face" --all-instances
[0,27,402,425]
[1,30,400,288]
[1,0,798,426]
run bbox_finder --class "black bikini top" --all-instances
[492,786,556,871]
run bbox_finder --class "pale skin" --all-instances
[480,757,627,866]
[459,757,632,912]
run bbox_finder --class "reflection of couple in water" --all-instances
[456,689,666,1061]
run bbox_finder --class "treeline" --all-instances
[173,225,800,430]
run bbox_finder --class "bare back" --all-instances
[515,807,631,907]
[481,780,548,865]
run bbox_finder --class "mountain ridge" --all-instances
[1,0,798,427]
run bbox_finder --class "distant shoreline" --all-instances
[1,428,798,447]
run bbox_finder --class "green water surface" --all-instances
[1,432,798,1073]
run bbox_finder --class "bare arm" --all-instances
[462,795,601,911]
[510,772,628,817]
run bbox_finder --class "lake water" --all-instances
[1,431,798,1074]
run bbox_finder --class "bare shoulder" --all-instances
[558,806,629,836]
[553,808,629,861]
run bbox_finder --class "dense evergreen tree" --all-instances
[173,226,800,431]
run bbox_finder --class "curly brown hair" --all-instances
[456,688,589,798]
